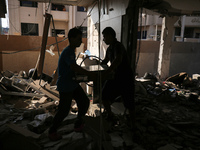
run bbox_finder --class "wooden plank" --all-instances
[42,84,59,97]
[0,85,44,98]
[37,13,52,77]
[31,80,59,102]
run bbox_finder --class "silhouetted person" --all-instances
[48,27,95,141]
[101,27,135,129]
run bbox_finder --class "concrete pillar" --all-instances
[43,3,51,36]
[154,25,158,41]
[180,15,186,41]
[0,19,2,34]
[148,25,154,40]
[68,6,74,30]
[157,16,178,79]
[8,0,20,35]
[73,6,76,27]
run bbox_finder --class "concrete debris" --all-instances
[1,71,200,149]
[27,113,53,134]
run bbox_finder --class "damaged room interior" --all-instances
[0,0,200,149]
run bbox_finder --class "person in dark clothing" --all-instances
[48,27,95,141]
[101,27,135,128]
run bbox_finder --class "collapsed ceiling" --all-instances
[18,0,200,16]
[142,0,200,16]
[1,0,200,20]
[21,0,97,7]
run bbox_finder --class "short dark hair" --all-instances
[102,27,116,38]
[68,27,82,42]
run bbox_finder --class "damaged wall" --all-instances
[136,41,200,78]
[170,42,200,77]
[0,35,87,75]
[136,41,160,77]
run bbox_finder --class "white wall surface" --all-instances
[87,0,129,59]
[76,11,87,27]
[8,0,20,35]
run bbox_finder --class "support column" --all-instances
[157,16,178,79]
[0,19,2,34]
[154,25,158,41]
[68,6,73,29]
[122,0,139,70]
[180,15,186,41]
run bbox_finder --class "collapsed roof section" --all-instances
[17,0,200,16]
[142,0,200,16]
[19,0,97,7]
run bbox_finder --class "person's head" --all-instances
[102,27,116,45]
[68,27,82,48]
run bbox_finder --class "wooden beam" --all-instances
[31,80,59,102]
[0,88,45,98]
[0,51,2,71]
[37,13,52,77]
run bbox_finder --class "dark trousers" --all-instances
[102,79,135,110]
[49,85,89,133]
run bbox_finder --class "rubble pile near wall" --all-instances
[0,71,200,149]
[133,72,200,150]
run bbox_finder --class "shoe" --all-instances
[48,132,62,141]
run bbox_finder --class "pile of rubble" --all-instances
[0,70,200,150]
[134,72,200,150]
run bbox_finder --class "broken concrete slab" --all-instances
[157,144,178,150]
[27,113,53,134]
[0,125,42,150]
[23,108,46,120]
[7,123,40,139]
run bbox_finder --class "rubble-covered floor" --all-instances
[1,71,200,150]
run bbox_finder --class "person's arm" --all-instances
[70,63,95,77]
[101,58,109,66]
[100,50,109,66]
[107,54,122,73]
[104,43,123,74]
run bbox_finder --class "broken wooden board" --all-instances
[42,84,59,97]
[30,80,59,102]
[0,85,44,98]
